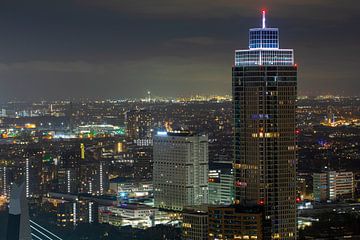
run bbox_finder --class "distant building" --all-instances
[153,130,208,211]
[43,193,100,228]
[130,144,153,180]
[79,161,109,195]
[313,171,354,202]
[0,165,16,197]
[125,109,153,144]
[57,168,78,194]
[208,205,264,240]
[99,204,172,229]
[80,143,85,160]
[24,158,42,198]
[182,205,208,240]
[208,163,234,205]
[109,177,153,204]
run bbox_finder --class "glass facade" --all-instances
[236,23,294,67]
[249,28,279,49]
[235,49,294,66]
[233,13,297,240]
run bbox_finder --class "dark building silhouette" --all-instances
[6,182,31,240]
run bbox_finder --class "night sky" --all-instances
[0,0,359,100]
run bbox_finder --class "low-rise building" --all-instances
[208,205,264,240]
[182,205,208,240]
[313,171,354,202]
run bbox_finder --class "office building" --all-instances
[208,164,234,205]
[57,168,78,194]
[0,166,13,197]
[79,161,109,195]
[24,158,42,198]
[208,205,264,240]
[109,177,153,204]
[99,204,173,229]
[233,11,297,239]
[153,130,208,211]
[313,171,354,202]
[182,205,208,240]
[43,193,99,228]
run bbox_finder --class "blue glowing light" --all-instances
[157,131,168,136]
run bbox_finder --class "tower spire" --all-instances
[262,10,266,28]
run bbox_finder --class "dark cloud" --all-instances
[0,0,359,100]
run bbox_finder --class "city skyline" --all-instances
[0,1,359,101]
[0,3,359,240]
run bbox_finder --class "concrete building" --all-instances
[99,204,172,229]
[208,166,234,205]
[109,177,153,204]
[182,205,208,240]
[208,205,264,240]
[313,171,354,202]
[153,130,208,211]
[57,168,78,194]
[43,193,100,227]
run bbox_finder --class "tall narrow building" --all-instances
[233,11,297,239]
[6,183,31,240]
[153,130,208,211]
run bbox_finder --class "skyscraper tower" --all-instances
[233,11,297,239]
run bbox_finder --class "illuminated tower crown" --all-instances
[235,10,294,66]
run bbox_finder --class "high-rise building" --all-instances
[153,130,208,211]
[0,166,12,197]
[43,193,99,228]
[23,158,42,198]
[57,168,78,194]
[79,161,109,195]
[233,11,297,239]
[313,171,354,202]
[125,109,153,145]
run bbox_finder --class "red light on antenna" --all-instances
[262,9,266,13]
[258,199,265,206]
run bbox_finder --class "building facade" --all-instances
[125,109,153,144]
[208,205,264,240]
[208,167,234,205]
[153,130,208,211]
[313,171,354,202]
[233,11,297,239]
[182,205,208,240]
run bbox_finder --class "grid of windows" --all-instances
[249,28,279,49]
[233,13,297,240]
[235,50,294,66]
[153,134,209,211]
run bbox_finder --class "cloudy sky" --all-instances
[0,0,359,100]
